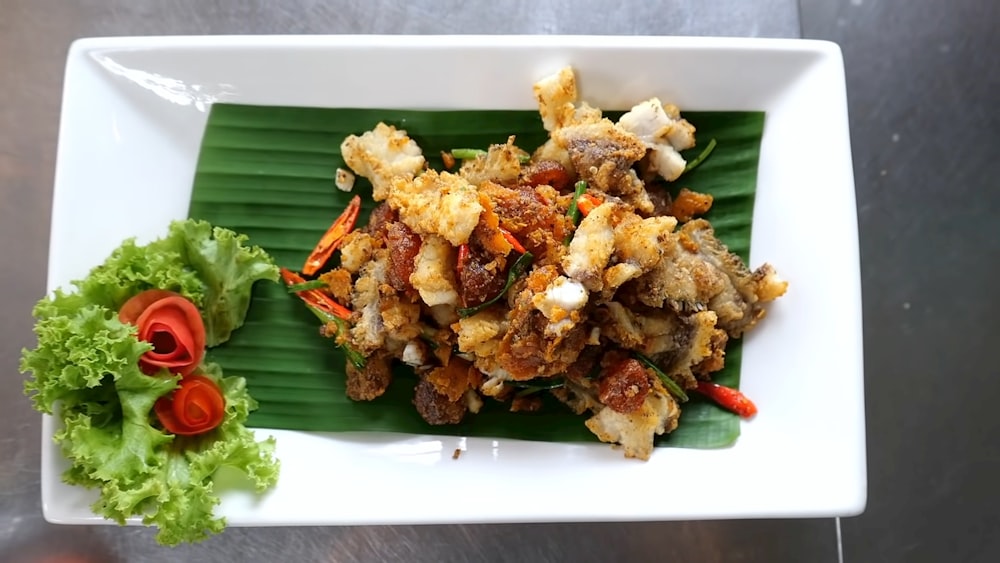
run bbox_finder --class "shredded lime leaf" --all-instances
[286,279,327,292]
[683,138,718,174]
[632,352,690,402]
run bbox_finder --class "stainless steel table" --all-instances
[0,2,824,561]
[6,0,994,561]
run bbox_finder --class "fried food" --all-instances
[309,66,787,460]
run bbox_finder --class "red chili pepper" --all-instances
[302,195,362,276]
[695,381,758,418]
[154,374,226,436]
[498,227,526,254]
[456,244,470,277]
[281,267,353,320]
[576,193,602,217]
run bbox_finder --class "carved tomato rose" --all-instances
[119,289,206,377]
[153,374,226,435]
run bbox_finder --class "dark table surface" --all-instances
[1,1,996,562]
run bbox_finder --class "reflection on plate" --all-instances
[44,35,865,526]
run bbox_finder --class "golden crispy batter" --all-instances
[496,265,589,380]
[409,234,460,307]
[453,309,506,359]
[562,202,618,291]
[320,268,354,303]
[533,66,579,132]
[459,136,526,187]
[388,170,483,246]
[668,188,714,222]
[341,122,425,201]
[426,357,483,402]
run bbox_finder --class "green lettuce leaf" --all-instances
[170,220,281,346]
[21,303,152,413]
[76,238,204,311]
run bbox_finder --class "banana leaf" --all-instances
[188,104,765,448]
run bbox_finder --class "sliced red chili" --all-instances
[302,195,361,275]
[281,267,353,320]
[576,193,602,217]
[498,227,526,254]
[456,243,470,277]
[695,381,758,418]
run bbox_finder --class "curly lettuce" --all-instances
[68,218,279,345]
[170,219,281,346]
[20,219,281,545]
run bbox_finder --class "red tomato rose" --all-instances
[119,289,206,377]
[154,374,226,435]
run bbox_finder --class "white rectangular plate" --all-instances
[44,35,865,526]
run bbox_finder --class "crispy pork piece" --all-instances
[632,219,787,337]
[617,97,697,182]
[596,302,645,350]
[613,214,677,270]
[597,355,652,414]
[413,377,466,425]
[660,310,728,388]
[584,384,680,460]
[341,122,425,201]
[496,265,589,380]
[683,220,787,335]
[668,188,714,222]
[345,352,392,401]
[349,249,390,354]
[562,202,618,291]
[388,170,483,246]
[533,66,579,132]
[459,136,526,186]
[385,221,422,293]
[480,182,570,265]
[338,231,375,274]
[454,308,506,359]
[553,371,680,461]
[595,304,727,388]
[553,120,648,198]
[601,213,678,296]
[410,234,460,307]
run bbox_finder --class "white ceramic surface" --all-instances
[43,35,865,526]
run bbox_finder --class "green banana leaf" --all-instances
[188,104,765,448]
